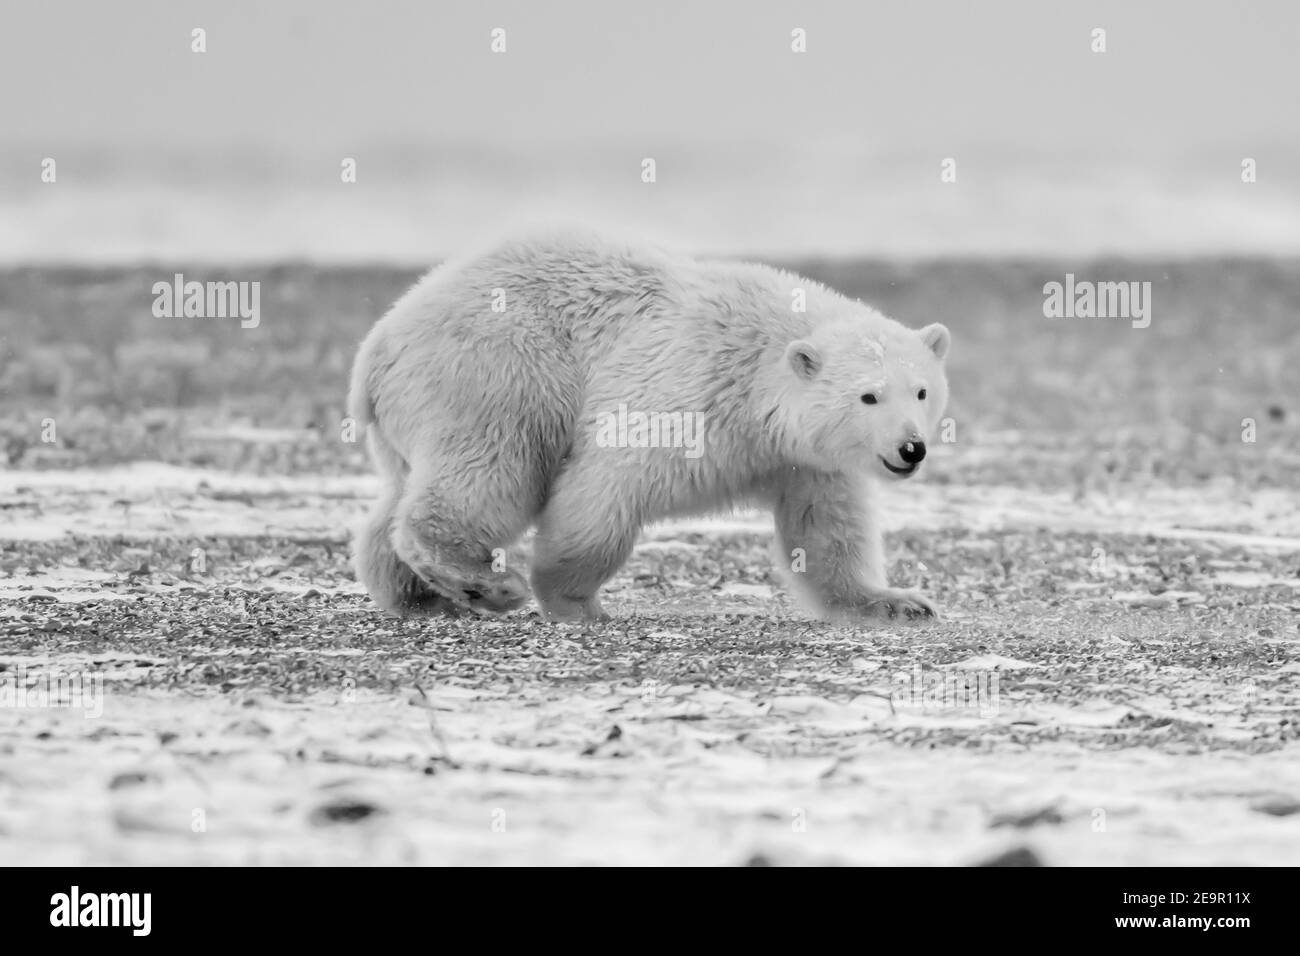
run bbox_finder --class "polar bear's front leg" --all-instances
[771,468,936,621]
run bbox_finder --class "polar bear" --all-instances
[348,229,951,622]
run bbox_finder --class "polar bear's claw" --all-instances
[850,587,939,622]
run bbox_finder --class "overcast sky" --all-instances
[3,0,1297,154]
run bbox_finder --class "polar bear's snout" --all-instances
[879,439,927,477]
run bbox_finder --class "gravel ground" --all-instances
[2,480,1298,864]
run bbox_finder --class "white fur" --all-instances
[348,228,951,621]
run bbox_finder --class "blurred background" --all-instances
[1,0,1298,262]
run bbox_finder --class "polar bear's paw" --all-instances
[835,587,938,622]
[866,587,938,621]
[459,568,532,614]
[406,561,532,615]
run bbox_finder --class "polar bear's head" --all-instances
[781,317,951,479]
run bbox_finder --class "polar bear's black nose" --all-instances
[899,441,926,464]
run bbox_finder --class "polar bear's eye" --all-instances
[861,393,878,405]
[917,388,927,400]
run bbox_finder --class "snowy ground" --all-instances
[2,461,1298,865]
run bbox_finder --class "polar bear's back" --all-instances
[347,230,827,482]
[348,232,670,473]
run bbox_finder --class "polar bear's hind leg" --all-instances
[352,427,463,617]
[390,434,549,615]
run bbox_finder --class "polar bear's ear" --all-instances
[919,323,951,361]
[785,340,823,381]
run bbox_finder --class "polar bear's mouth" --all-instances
[880,456,918,477]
